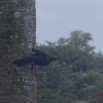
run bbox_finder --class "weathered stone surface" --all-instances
[75,100,89,103]
[0,0,36,103]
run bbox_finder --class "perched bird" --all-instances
[12,49,57,67]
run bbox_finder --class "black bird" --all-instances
[12,49,57,67]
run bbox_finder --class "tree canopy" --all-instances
[36,30,103,103]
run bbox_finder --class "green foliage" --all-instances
[36,30,103,103]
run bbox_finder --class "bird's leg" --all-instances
[31,64,37,76]
[31,64,34,75]
[34,66,36,76]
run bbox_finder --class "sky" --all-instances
[36,0,103,52]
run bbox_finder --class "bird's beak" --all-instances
[52,55,58,60]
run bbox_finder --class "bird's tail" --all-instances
[12,58,31,67]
